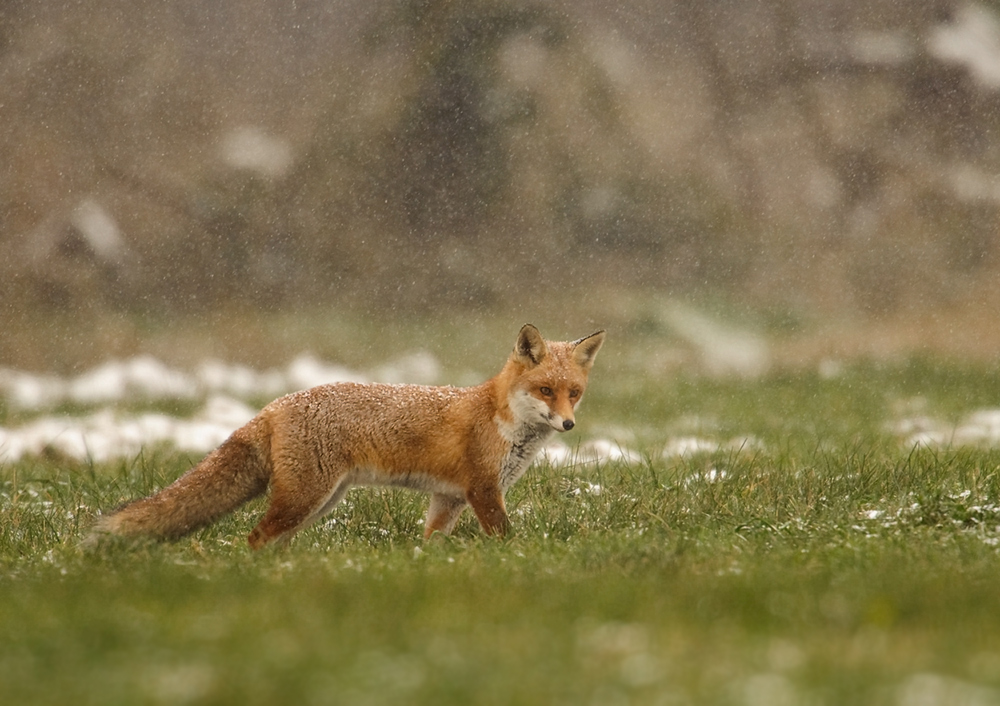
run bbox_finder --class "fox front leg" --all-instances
[465,483,512,537]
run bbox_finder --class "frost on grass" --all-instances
[854,490,1000,547]
[569,481,604,496]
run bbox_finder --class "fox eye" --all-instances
[569,389,580,399]
[539,386,553,396]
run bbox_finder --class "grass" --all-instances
[3,352,1000,705]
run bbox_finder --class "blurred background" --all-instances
[3,0,1000,370]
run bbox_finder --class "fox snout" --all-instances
[548,414,575,432]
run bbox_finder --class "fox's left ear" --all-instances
[572,330,606,370]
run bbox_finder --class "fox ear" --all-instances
[572,330,606,370]
[514,324,547,367]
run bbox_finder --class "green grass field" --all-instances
[3,346,1000,705]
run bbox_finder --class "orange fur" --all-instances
[89,325,605,549]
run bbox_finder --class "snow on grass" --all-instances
[662,435,763,459]
[0,395,258,463]
[0,355,375,463]
[0,354,371,411]
[540,439,644,466]
[892,408,1000,448]
[18,354,1000,469]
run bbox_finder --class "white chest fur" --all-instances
[497,421,553,490]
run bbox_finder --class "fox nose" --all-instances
[562,419,575,431]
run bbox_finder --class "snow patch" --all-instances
[0,396,257,463]
[540,439,642,467]
[928,3,1000,90]
[0,353,439,412]
[894,408,1000,448]
[219,126,293,178]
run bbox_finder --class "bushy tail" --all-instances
[89,419,271,543]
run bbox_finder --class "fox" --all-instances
[89,324,605,549]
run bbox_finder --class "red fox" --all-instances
[90,325,605,548]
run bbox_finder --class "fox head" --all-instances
[503,324,606,433]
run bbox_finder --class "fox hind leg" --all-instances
[247,437,353,549]
[248,476,350,549]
